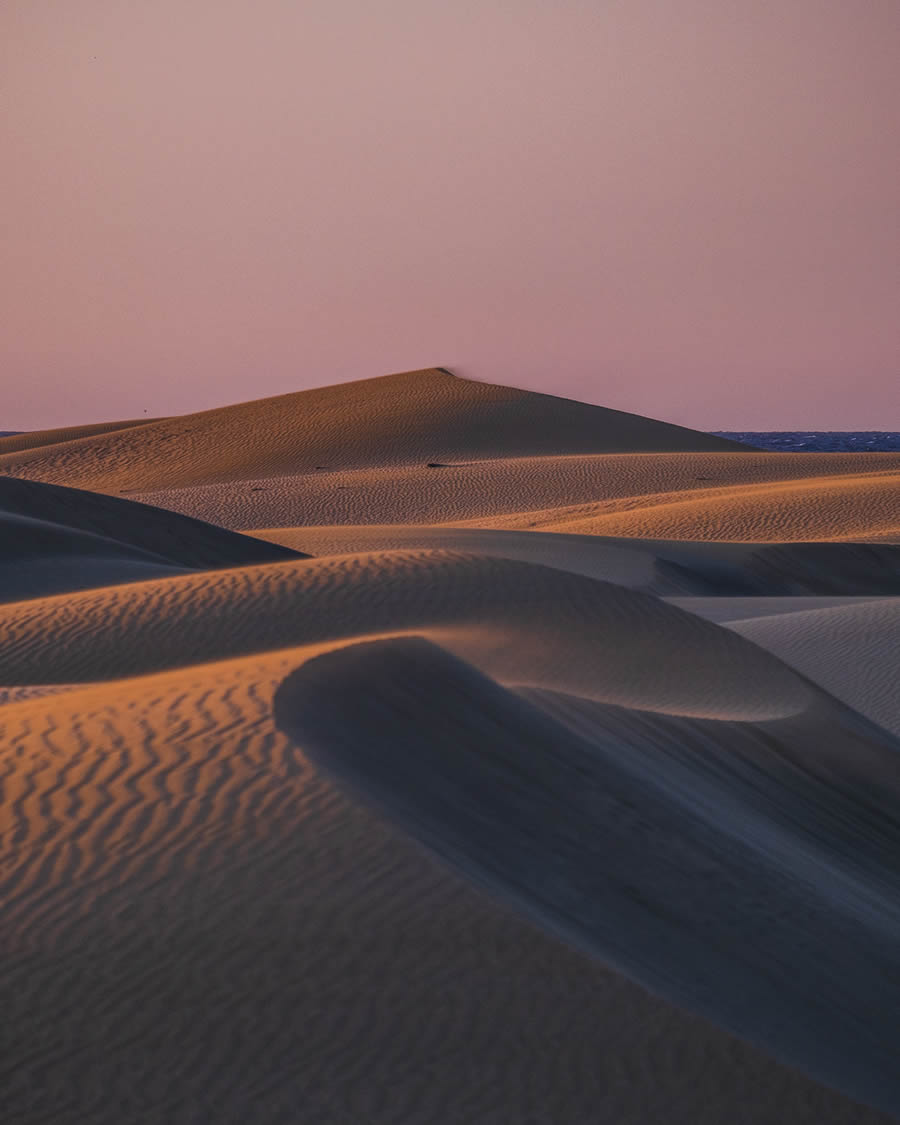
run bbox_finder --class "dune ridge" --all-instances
[249,524,900,595]
[0,368,746,493]
[0,415,166,454]
[0,477,305,602]
[728,599,900,736]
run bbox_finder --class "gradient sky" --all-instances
[4,0,898,431]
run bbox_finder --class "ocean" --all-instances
[713,432,900,452]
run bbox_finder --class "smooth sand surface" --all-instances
[728,598,900,736]
[2,368,898,1123]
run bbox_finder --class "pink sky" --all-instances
[3,0,898,431]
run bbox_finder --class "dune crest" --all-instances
[0,476,305,602]
[0,367,747,492]
[274,635,900,1117]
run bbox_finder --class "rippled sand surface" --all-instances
[2,369,898,1123]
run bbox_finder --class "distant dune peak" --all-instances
[0,366,747,493]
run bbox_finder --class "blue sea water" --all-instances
[713,432,900,452]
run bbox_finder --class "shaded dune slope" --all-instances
[0,477,304,602]
[0,551,813,722]
[252,524,900,595]
[274,635,900,1118]
[2,554,898,1122]
[0,368,746,492]
[729,599,900,736]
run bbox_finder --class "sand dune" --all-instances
[4,370,895,547]
[3,368,899,1123]
[276,634,900,1118]
[0,415,166,454]
[0,476,303,601]
[0,368,746,493]
[0,551,813,718]
[728,598,900,736]
[515,469,900,541]
[249,523,900,595]
[3,557,898,1122]
[126,451,900,543]
[666,594,887,623]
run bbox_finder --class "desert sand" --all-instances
[1,368,898,1124]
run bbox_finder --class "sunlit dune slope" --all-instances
[504,470,900,541]
[0,477,304,602]
[249,524,900,595]
[2,558,898,1122]
[0,367,747,492]
[125,450,900,544]
[0,415,166,454]
[0,550,809,720]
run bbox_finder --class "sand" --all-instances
[1,368,898,1124]
[0,476,303,602]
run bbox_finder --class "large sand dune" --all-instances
[0,368,746,493]
[276,634,900,1117]
[0,477,304,602]
[2,561,898,1123]
[2,368,898,1123]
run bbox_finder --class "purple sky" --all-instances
[4,0,898,431]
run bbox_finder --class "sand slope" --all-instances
[0,551,814,715]
[728,598,900,736]
[0,477,304,601]
[4,370,895,545]
[249,524,900,595]
[516,469,900,541]
[3,369,899,1124]
[2,554,898,1123]
[276,634,900,1118]
[126,450,900,544]
[0,415,166,454]
[0,368,748,493]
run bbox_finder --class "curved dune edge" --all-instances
[0,550,816,722]
[1,643,894,1123]
[0,477,306,602]
[728,598,900,736]
[249,524,900,596]
[274,635,900,1119]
